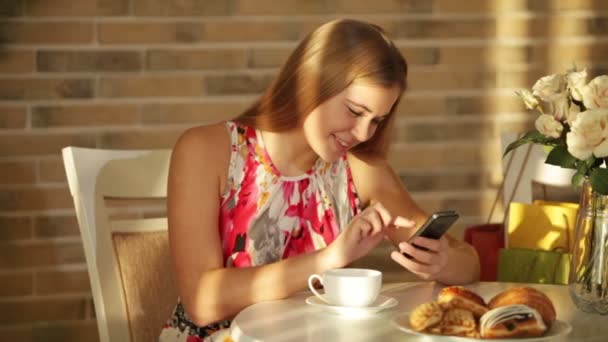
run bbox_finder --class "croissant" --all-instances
[488,286,556,327]
[437,286,489,318]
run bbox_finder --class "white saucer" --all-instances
[305,295,398,317]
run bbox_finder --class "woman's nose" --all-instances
[351,119,373,142]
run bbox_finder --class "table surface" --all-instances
[230,281,607,341]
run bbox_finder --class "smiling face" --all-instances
[302,81,401,162]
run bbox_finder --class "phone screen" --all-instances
[402,210,459,258]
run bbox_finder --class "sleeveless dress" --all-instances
[159,122,361,342]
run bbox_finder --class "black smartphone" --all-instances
[402,210,460,258]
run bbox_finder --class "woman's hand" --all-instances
[322,202,415,268]
[390,235,450,281]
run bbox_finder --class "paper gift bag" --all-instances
[464,223,504,281]
[497,247,571,285]
[506,201,578,251]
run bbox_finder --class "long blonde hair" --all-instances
[235,19,407,157]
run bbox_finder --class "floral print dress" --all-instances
[159,122,361,342]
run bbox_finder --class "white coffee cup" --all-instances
[307,268,382,307]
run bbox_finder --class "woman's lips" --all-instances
[332,134,351,152]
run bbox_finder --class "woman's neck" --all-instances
[260,129,318,177]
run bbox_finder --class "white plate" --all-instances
[391,312,572,341]
[305,294,398,317]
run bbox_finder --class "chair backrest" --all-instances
[62,147,177,342]
[501,133,578,206]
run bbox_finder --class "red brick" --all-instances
[248,47,292,68]
[38,158,68,183]
[140,102,249,125]
[0,49,35,73]
[394,121,494,143]
[396,95,448,117]
[147,48,247,70]
[0,106,27,129]
[36,270,90,294]
[439,46,530,65]
[0,216,33,241]
[0,78,94,100]
[334,0,432,13]
[0,161,36,185]
[205,74,273,95]
[407,69,494,91]
[0,187,74,212]
[98,75,206,98]
[31,104,140,128]
[2,22,94,45]
[98,129,182,149]
[34,215,80,238]
[203,21,309,42]
[0,1,24,16]
[0,133,96,157]
[26,0,129,16]
[398,47,439,66]
[37,50,142,72]
[0,272,33,296]
[236,0,432,14]
[388,142,500,170]
[0,241,85,269]
[133,0,231,16]
[0,297,88,324]
[98,22,204,44]
[443,95,525,116]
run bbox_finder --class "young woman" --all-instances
[160,19,480,342]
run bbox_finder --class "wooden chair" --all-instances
[62,147,177,342]
[501,132,578,206]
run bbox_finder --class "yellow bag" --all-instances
[506,201,578,251]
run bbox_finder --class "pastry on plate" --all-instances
[439,308,477,337]
[409,301,443,332]
[480,304,547,339]
[488,286,556,327]
[437,286,489,318]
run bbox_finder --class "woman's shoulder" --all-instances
[175,122,231,152]
[172,122,232,172]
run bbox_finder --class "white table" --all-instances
[230,282,607,341]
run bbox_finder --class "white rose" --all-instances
[566,108,608,160]
[581,75,608,109]
[550,95,570,121]
[516,89,539,110]
[535,114,563,139]
[567,69,588,101]
[532,74,567,102]
[566,102,581,126]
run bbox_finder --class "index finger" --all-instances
[370,202,392,227]
[392,216,416,229]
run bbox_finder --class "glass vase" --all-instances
[569,179,608,314]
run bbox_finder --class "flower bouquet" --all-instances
[504,68,608,194]
[505,68,608,314]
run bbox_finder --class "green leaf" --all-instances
[503,130,562,158]
[585,156,597,168]
[571,169,586,188]
[590,168,608,195]
[545,146,577,169]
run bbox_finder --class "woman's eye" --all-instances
[348,107,363,117]
[372,117,386,125]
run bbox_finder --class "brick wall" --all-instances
[1,0,607,340]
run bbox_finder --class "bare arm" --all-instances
[347,153,480,285]
[168,125,341,326]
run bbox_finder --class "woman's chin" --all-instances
[317,149,344,163]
